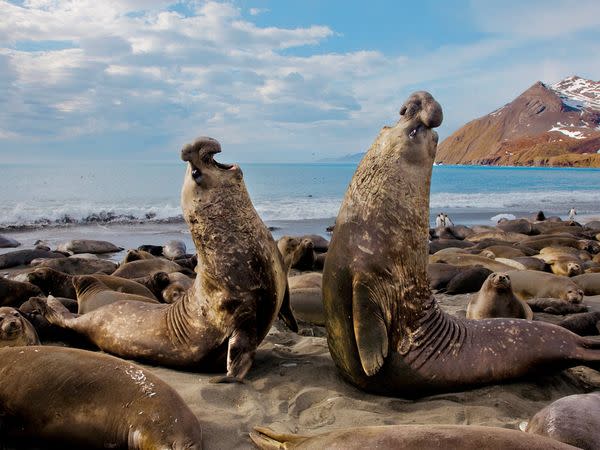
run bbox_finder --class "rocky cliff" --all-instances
[436,76,600,167]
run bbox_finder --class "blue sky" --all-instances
[0,0,598,163]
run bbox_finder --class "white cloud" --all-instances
[0,0,598,162]
[249,7,268,16]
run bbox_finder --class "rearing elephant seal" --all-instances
[322,91,600,397]
[34,137,293,381]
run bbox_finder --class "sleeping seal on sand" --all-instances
[0,346,202,448]
[526,391,600,449]
[323,91,600,397]
[250,425,575,449]
[33,137,294,381]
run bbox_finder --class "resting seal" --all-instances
[506,270,584,303]
[34,256,117,275]
[322,91,600,397]
[444,265,492,295]
[0,346,202,448]
[27,267,157,300]
[34,137,294,380]
[0,249,65,269]
[0,277,42,307]
[111,258,187,279]
[526,392,600,449]
[73,275,159,314]
[558,312,600,336]
[0,307,39,347]
[466,273,533,320]
[163,240,187,259]
[0,234,20,248]
[56,239,123,254]
[572,273,600,295]
[250,425,574,449]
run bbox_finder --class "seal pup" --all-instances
[527,298,588,315]
[0,346,202,448]
[56,239,123,254]
[34,137,294,380]
[526,391,600,449]
[0,307,39,347]
[250,425,575,449]
[444,266,492,295]
[558,312,600,336]
[466,273,533,320]
[322,91,600,397]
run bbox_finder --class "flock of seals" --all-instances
[1,92,600,448]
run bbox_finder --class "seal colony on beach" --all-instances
[322,91,600,397]
[33,137,295,381]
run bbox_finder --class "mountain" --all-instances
[435,76,600,167]
[318,152,364,163]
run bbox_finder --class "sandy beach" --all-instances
[137,293,600,449]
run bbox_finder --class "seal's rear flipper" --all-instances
[249,427,308,450]
[278,285,299,332]
[352,276,389,376]
[29,296,79,328]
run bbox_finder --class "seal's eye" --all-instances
[191,167,202,185]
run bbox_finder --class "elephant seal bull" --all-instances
[0,346,202,448]
[322,91,600,397]
[33,137,294,380]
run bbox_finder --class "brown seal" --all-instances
[0,249,65,270]
[27,267,158,300]
[132,271,172,301]
[73,275,160,313]
[111,258,187,279]
[33,137,295,380]
[444,265,492,295]
[506,270,584,303]
[34,256,117,275]
[250,425,575,449]
[572,273,600,295]
[526,391,600,449]
[322,91,600,397]
[0,307,39,347]
[0,346,202,448]
[466,273,533,320]
[558,312,600,336]
[56,239,123,254]
[0,277,42,307]
[526,298,588,315]
[122,249,157,263]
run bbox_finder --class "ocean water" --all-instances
[1,161,599,231]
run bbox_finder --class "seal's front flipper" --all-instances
[352,276,389,376]
[225,304,258,380]
[278,285,299,332]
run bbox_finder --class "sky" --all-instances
[0,0,599,163]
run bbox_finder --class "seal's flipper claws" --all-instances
[352,278,389,377]
[278,285,299,333]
